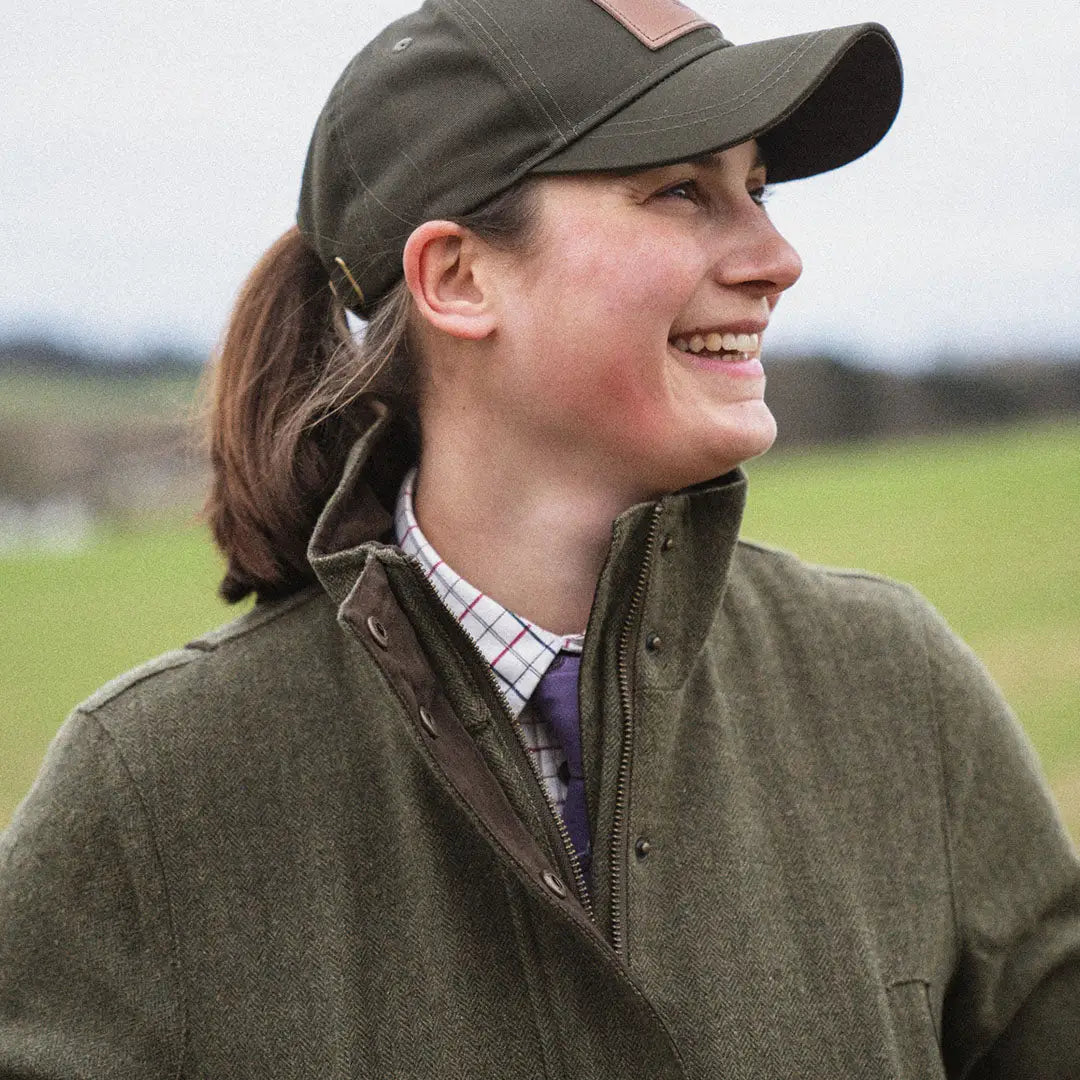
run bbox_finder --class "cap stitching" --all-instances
[588,31,825,134]
[452,0,724,144]
[601,32,822,127]
[466,0,575,129]
[551,36,724,141]
[333,59,422,232]
[445,0,567,135]
[313,78,396,265]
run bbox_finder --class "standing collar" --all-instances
[307,403,749,690]
[394,466,582,718]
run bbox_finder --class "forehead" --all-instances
[590,137,766,185]
[638,138,766,175]
[685,140,767,172]
[543,138,767,198]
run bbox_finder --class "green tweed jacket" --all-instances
[2,407,1078,1078]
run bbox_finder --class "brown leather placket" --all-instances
[337,555,604,945]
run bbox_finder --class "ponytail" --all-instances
[202,227,413,604]
[203,181,539,604]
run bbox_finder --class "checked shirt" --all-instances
[394,467,583,816]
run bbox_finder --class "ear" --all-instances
[402,221,496,341]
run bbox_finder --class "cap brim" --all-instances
[531,23,902,183]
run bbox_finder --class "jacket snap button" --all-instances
[661,535,675,552]
[541,871,567,899]
[635,837,652,859]
[419,706,438,739]
[366,615,389,649]
[645,632,662,652]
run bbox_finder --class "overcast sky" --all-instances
[2,0,1077,368]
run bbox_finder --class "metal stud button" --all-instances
[635,837,652,859]
[645,632,662,652]
[541,871,567,899]
[661,535,675,552]
[419,706,438,739]
[366,615,389,649]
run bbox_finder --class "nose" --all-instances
[713,206,802,305]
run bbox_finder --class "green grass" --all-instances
[743,420,1080,836]
[1,516,242,823]
[2,419,1078,837]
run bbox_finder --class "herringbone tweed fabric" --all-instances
[2,408,1078,1077]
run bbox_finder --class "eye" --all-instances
[656,179,700,202]
[749,184,773,208]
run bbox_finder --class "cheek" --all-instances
[533,340,672,459]
[538,212,692,313]
[545,257,686,422]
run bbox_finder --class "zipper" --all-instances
[609,504,663,957]
[399,554,596,922]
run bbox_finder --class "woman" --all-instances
[2,1,1077,1076]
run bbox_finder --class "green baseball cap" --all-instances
[298,0,902,315]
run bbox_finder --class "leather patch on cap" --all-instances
[588,0,712,49]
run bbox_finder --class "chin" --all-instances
[707,403,778,474]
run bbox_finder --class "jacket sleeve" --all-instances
[922,605,1080,1078]
[0,710,183,1079]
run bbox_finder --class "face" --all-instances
[477,139,802,497]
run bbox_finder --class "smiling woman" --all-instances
[404,140,802,631]
[1,1,1078,1077]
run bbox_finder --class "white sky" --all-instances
[2,0,1078,368]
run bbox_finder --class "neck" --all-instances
[413,439,647,637]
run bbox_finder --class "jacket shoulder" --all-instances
[75,586,333,722]
[732,536,929,622]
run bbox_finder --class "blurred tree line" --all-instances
[1,336,1078,524]
[764,353,1080,449]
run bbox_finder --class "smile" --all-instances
[671,332,761,357]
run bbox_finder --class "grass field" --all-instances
[0,368,203,424]
[2,419,1078,838]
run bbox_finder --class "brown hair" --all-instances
[203,181,539,604]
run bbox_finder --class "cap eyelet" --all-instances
[392,37,413,52]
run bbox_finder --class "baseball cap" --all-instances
[298,0,902,315]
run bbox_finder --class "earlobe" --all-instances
[402,221,496,341]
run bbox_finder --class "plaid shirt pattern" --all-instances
[395,467,583,815]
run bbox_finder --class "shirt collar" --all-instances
[394,466,583,717]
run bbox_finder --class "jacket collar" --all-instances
[306,399,405,603]
[307,401,748,689]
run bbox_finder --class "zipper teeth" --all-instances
[609,505,663,957]
[503,674,596,921]
[403,556,595,922]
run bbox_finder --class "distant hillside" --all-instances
[0,335,204,378]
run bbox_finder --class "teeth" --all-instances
[670,332,761,355]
